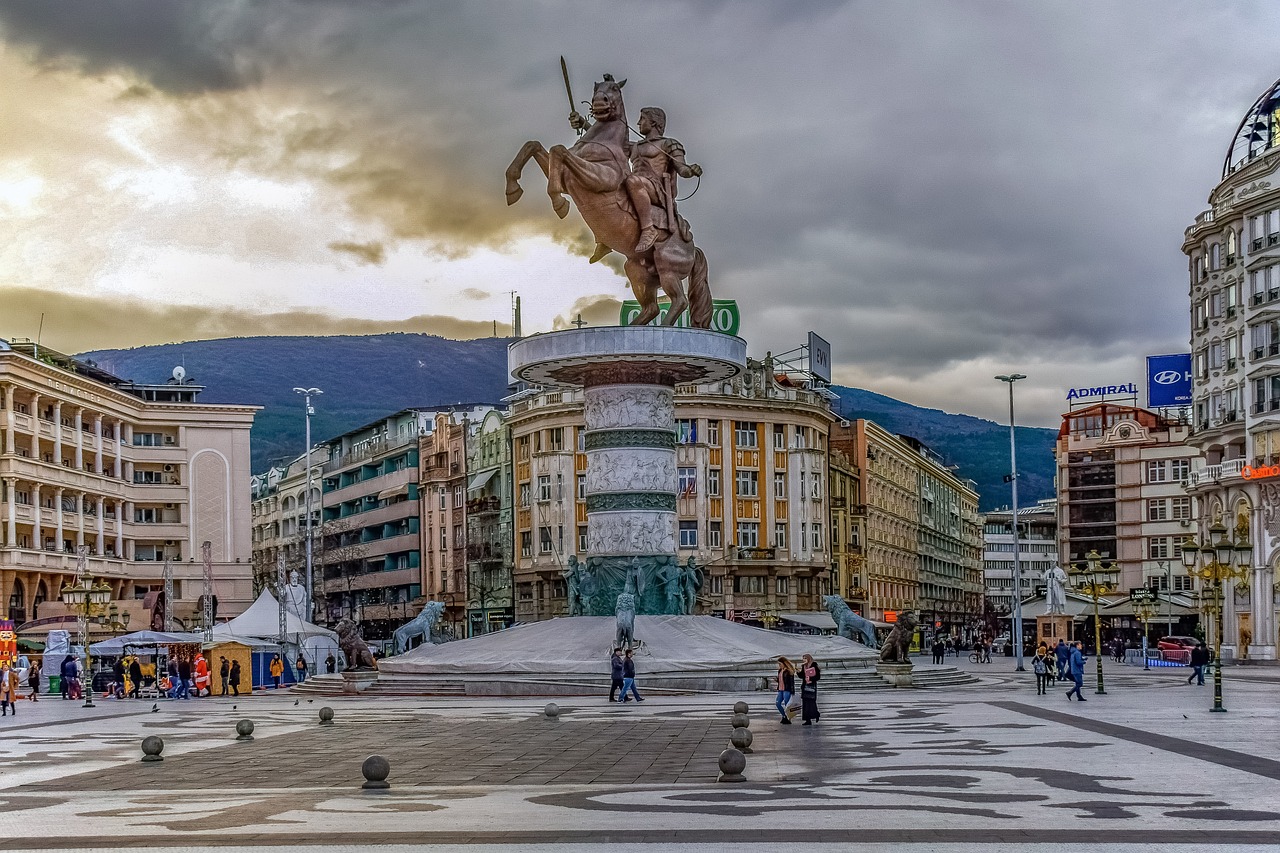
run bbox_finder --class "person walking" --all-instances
[608,648,625,702]
[176,657,192,700]
[269,654,284,690]
[775,657,796,724]
[1066,641,1087,701]
[0,663,17,716]
[218,657,230,696]
[620,649,644,702]
[930,638,944,665]
[800,653,821,725]
[1032,643,1053,695]
[1054,640,1070,680]
[166,658,180,698]
[1188,641,1210,686]
[27,660,40,702]
[296,654,308,684]
[127,657,142,699]
[59,655,76,700]
[228,660,242,697]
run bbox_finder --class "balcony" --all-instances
[1186,458,1247,488]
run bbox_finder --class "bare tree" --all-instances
[310,517,367,626]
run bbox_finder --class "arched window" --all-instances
[8,578,25,623]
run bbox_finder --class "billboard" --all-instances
[619,299,740,334]
[1146,353,1192,408]
[808,331,832,384]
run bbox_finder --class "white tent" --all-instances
[212,590,340,669]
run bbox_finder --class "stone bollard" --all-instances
[319,707,334,726]
[361,755,391,791]
[733,701,750,715]
[730,712,750,730]
[544,702,560,719]
[729,726,754,755]
[140,735,164,763]
[717,747,746,783]
[235,719,255,742]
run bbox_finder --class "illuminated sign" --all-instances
[619,299,740,334]
[1242,464,1280,480]
[1066,383,1138,402]
[1146,354,1192,407]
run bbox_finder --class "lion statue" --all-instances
[615,592,637,649]
[879,611,918,664]
[335,618,376,670]
[823,595,878,648]
[393,600,446,654]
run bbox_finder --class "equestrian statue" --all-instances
[506,60,713,328]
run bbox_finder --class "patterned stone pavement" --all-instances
[1,663,1279,851]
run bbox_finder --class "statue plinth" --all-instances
[341,670,378,694]
[876,661,914,687]
[1036,614,1071,646]
[509,327,745,615]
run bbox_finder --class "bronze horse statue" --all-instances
[505,75,712,328]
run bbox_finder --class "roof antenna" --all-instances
[35,313,45,359]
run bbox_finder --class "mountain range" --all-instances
[81,334,1056,511]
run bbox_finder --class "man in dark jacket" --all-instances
[176,657,192,700]
[1188,642,1210,686]
[128,658,143,699]
[1054,640,1070,680]
[608,648,625,702]
[1065,641,1087,701]
[60,655,76,700]
[620,650,643,703]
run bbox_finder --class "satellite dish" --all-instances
[172,365,186,383]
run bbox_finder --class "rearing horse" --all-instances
[505,75,712,328]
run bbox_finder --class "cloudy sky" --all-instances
[1,1,1276,427]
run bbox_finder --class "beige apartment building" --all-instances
[827,442,864,610]
[420,411,472,638]
[506,358,835,626]
[0,339,256,631]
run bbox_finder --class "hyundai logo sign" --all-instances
[1146,354,1192,407]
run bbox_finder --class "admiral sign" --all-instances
[1146,354,1193,408]
[1066,382,1138,402]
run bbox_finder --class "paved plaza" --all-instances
[0,662,1278,851]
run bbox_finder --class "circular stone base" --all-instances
[509,327,745,388]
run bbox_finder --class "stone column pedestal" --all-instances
[341,670,378,694]
[510,327,745,615]
[876,661,914,687]
[1036,614,1071,647]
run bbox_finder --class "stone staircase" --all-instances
[821,665,978,691]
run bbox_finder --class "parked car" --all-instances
[1156,636,1200,651]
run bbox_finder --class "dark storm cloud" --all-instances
[5,1,1280,424]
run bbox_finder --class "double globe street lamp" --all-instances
[1070,550,1119,695]
[60,546,114,708]
[1180,518,1253,713]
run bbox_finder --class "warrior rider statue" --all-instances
[571,104,703,259]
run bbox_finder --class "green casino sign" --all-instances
[619,299,740,335]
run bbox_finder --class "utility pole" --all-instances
[996,374,1027,672]
[293,387,322,622]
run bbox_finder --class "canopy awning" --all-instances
[89,630,205,655]
[468,469,497,492]
[377,484,409,501]
[1099,595,1201,618]
[779,612,837,631]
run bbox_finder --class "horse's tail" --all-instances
[688,247,712,329]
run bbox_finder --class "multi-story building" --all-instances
[420,411,471,637]
[464,409,513,635]
[250,448,322,599]
[1,339,256,630]
[831,420,920,621]
[507,358,834,625]
[1055,403,1198,600]
[1182,72,1280,660]
[828,441,864,612]
[982,498,1058,620]
[902,435,983,641]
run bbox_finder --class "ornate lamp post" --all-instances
[1181,518,1252,713]
[60,547,114,708]
[1071,549,1118,695]
[1131,587,1157,671]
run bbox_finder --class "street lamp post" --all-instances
[1131,587,1157,672]
[293,387,322,623]
[60,546,113,708]
[996,373,1027,671]
[1071,549,1118,694]
[1181,518,1252,712]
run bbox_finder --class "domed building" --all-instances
[1182,74,1280,662]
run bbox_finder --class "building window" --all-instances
[736,470,759,498]
[773,424,786,449]
[439,487,446,510]
[777,576,790,595]
[737,521,759,548]
[538,475,551,502]
[558,525,564,552]
[578,525,588,552]
[577,474,587,500]
[797,577,812,594]
[707,468,721,496]
[734,575,764,594]
[707,421,720,445]
[519,483,530,507]
[1171,496,1191,520]
[773,472,785,499]
[550,427,564,451]
[678,467,697,497]
[440,527,448,551]
[811,473,822,499]
[710,574,724,594]
[1170,458,1190,482]
[774,522,787,549]
[1147,499,1169,522]
[676,418,697,444]
[734,421,758,448]
[556,473,563,501]
[1148,536,1172,560]
[1173,575,1194,592]
[811,523,823,550]
[454,524,464,549]
[1146,461,1167,483]
[521,531,532,557]
[534,431,543,453]
[679,520,698,548]
[709,521,722,548]
[577,428,586,453]
[539,527,554,554]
